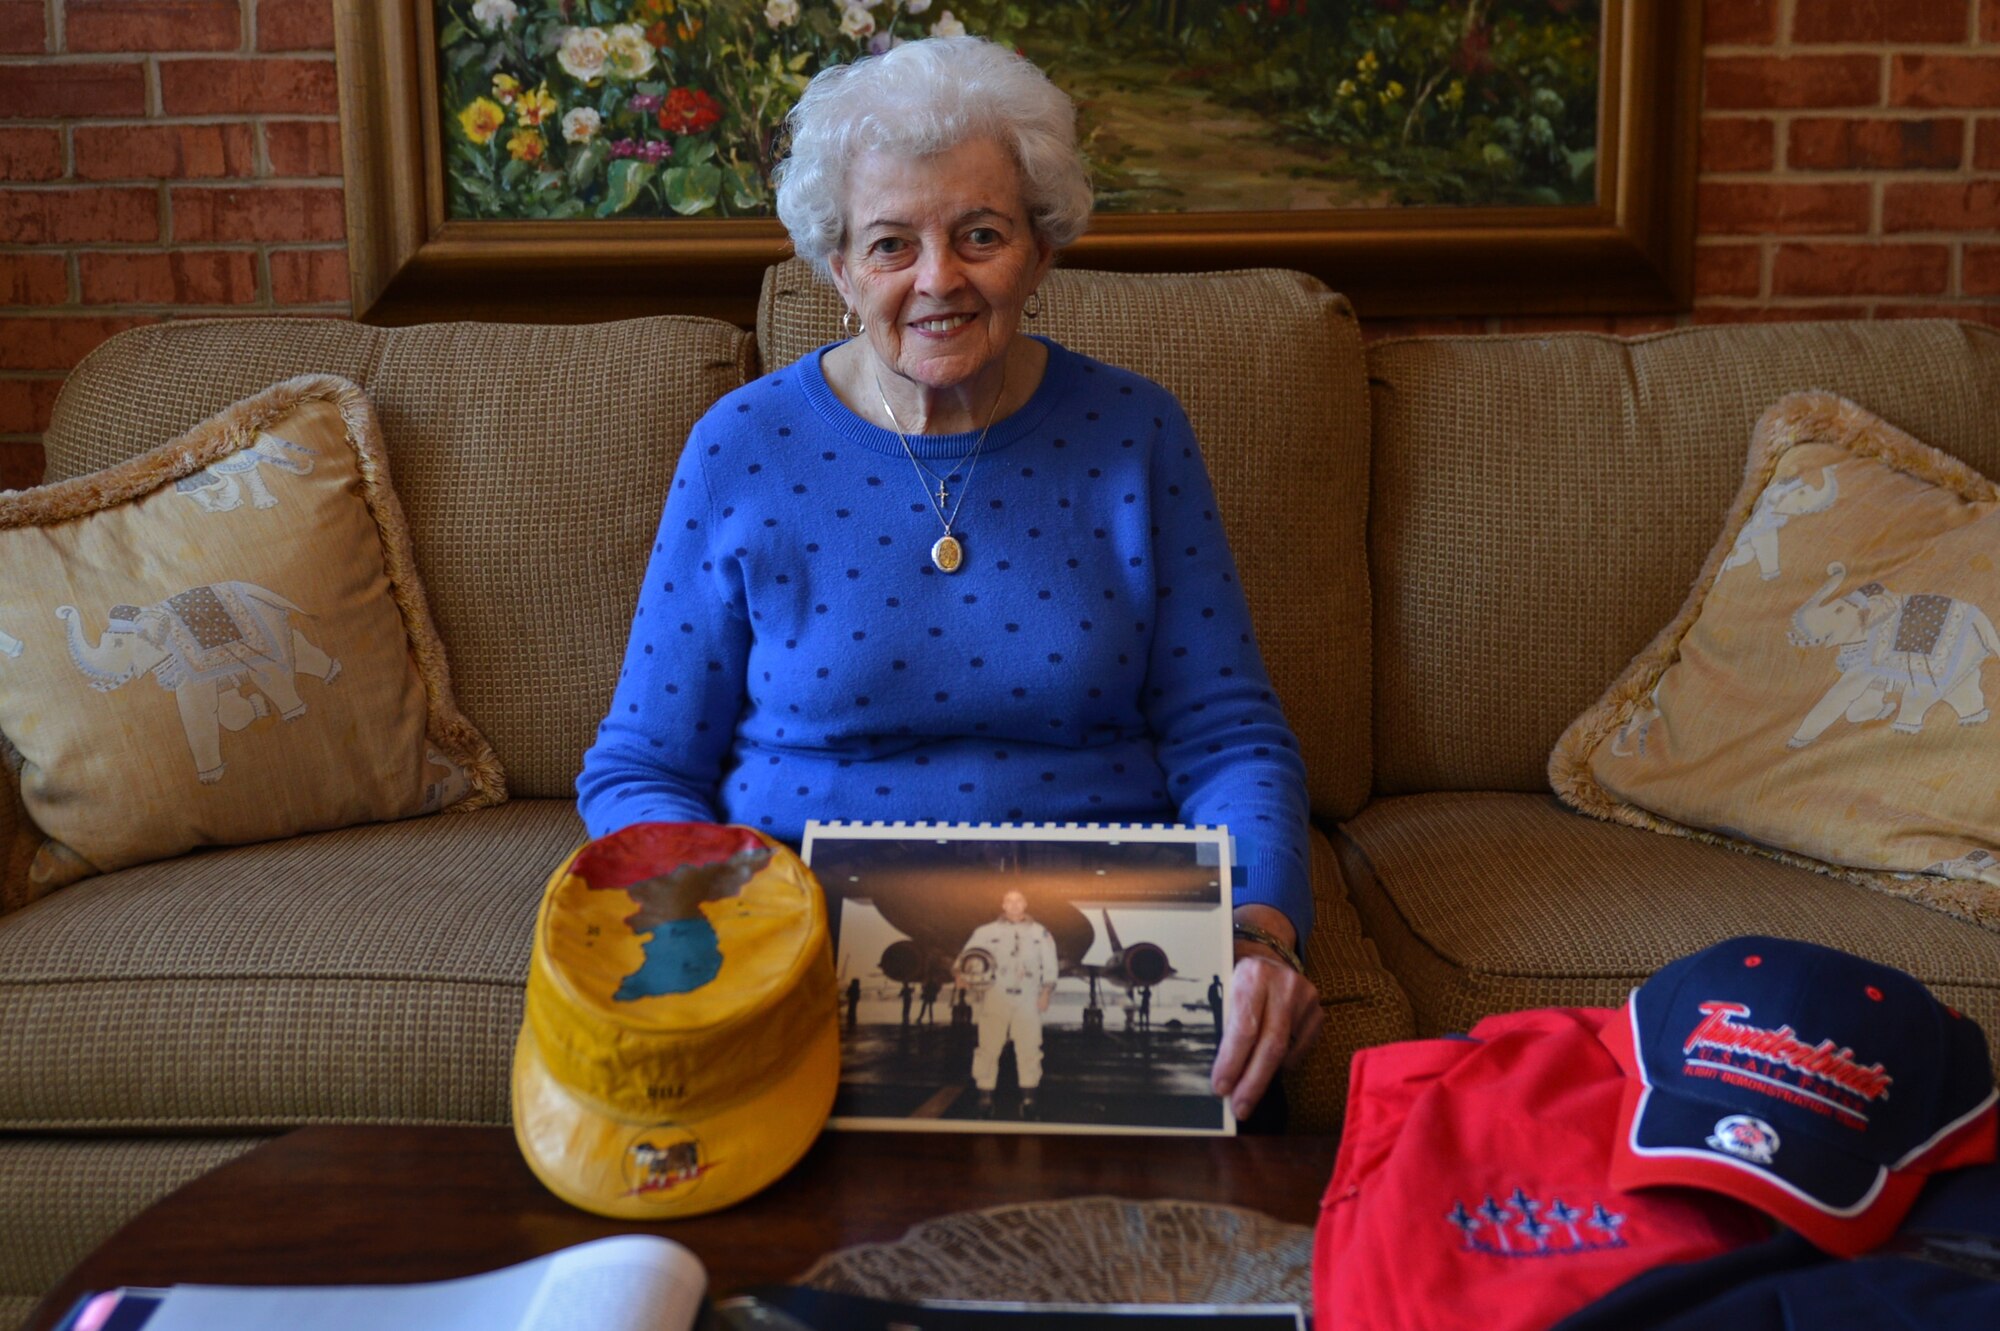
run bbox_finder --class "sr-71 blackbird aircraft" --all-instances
[809,831,1221,1026]
[873,892,1172,990]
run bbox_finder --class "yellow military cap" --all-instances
[512,822,838,1219]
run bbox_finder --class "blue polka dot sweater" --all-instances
[577,338,1314,938]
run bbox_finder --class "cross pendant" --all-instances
[935,479,949,507]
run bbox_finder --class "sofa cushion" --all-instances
[757,259,1375,822]
[1554,392,2000,933]
[1368,320,2000,796]
[35,317,756,803]
[0,799,581,1130]
[0,377,502,906]
[1334,793,2000,1063]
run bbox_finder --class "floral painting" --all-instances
[436,0,1601,222]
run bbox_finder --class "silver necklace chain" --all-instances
[902,444,968,500]
[874,365,1005,539]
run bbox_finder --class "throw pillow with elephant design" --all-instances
[1552,391,2000,934]
[0,373,504,906]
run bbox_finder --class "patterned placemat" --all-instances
[797,1196,1312,1305]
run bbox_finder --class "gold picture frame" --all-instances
[334,1,1698,326]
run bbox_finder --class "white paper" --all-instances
[516,1234,707,1331]
[139,1234,705,1331]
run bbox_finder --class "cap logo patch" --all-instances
[622,1123,713,1201]
[1707,1114,1780,1164]
[1446,1191,1629,1258]
[1681,1001,1892,1127]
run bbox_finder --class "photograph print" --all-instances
[800,821,1237,1136]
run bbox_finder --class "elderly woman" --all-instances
[578,36,1320,1121]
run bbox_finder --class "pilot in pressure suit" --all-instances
[957,888,1060,1119]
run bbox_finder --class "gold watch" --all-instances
[1232,920,1306,975]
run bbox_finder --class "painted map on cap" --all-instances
[570,824,770,999]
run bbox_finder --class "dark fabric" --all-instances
[1553,1163,2000,1331]
[1238,1074,1288,1136]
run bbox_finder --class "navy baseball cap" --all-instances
[1600,936,1997,1256]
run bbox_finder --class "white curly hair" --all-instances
[773,36,1093,280]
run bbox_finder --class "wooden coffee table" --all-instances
[25,1126,1338,1330]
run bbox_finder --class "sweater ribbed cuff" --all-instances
[1232,843,1312,951]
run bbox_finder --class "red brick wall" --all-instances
[3,1,1999,482]
[1372,0,2000,338]
[0,0,343,489]
[1691,0,2000,326]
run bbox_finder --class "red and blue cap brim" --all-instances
[1600,931,2000,1255]
[1603,979,1997,1257]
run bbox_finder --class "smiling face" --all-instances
[1001,889,1029,922]
[827,136,1054,405]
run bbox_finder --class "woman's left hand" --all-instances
[1211,908,1324,1121]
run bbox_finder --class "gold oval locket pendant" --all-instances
[931,534,964,574]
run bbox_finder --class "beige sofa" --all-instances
[4,261,1999,1327]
